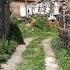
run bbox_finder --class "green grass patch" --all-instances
[16,37,46,70]
[8,16,70,70]
[16,26,58,70]
[17,20,58,38]
[11,16,58,70]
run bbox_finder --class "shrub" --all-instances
[9,23,25,44]
[52,37,70,70]
[0,16,23,63]
[36,17,47,29]
[0,40,17,63]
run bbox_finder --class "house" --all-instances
[47,1,60,20]
[10,0,52,17]
[32,1,50,15]
[10,0,36,17]
[33,1,51,15]
[10,0,60,19]
[53,1,60,16]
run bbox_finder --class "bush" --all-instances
[36,17,47,29]
[52,37,70,70]
[0,16,23,63]
[0,40,17,63]
[9,23,25,44]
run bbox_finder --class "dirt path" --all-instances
[1,38,35,70]
[42,38,59,70]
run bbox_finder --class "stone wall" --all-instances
[10,2,20,17]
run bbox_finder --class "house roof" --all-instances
[13,0,36,2]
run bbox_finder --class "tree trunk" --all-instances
[0,0,10,40]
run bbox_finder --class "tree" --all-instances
[0,0,10,40]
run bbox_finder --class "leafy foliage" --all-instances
[0,16,24,63]
[36,17,47,29]
[0,40,17,63]
[17,16,57,38]
[16,16,59,70]
[52,37,70,70]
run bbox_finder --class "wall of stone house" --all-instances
[0,1,10,39]
[10,2,34,17]
[10,2,26,17]
[10,2,21,17]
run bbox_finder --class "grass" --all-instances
[1,16,69,70]
[15,16,58,70]
[16,37,45,70]
[17,22,70,70]
[16,32,58,70]
[17,21,58,38]
[16,26,58,70]
[10,16,58,70]
[52,37,70,70]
